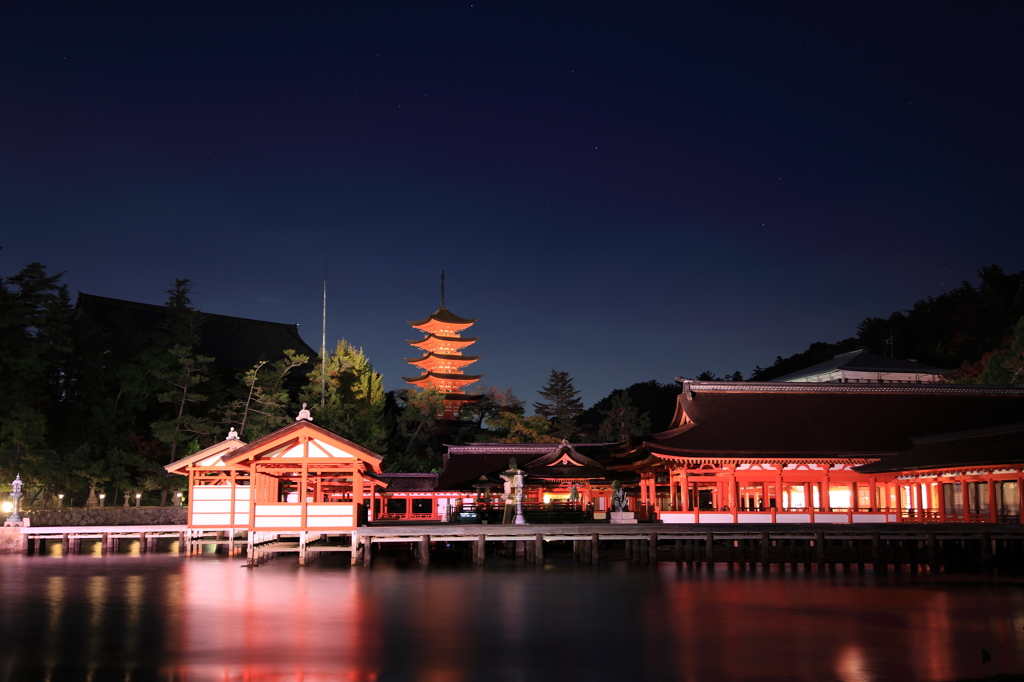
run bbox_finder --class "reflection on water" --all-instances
[1,553,1023,681]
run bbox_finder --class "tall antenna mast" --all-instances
[440,269,445,307]
[321,259,327,408]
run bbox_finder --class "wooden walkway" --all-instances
[351,522,1024,570]
[11,522,1024,571]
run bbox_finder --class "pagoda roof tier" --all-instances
[409,306,477,335]
[403,372,484,385]
[407,334,479,352]
[405,352,481,369]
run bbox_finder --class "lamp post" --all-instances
[57,493,64,510]
[174,491,183,507]
[135,493,142,508]
[98,493,106,509]
[7,475,23,524]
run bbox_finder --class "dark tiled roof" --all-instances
[76,293,318,371]
[409,306,477,327]
[373,473,440,492]
[646,382,1024,457]
[404,352,481,363]
[772,350,953,382]
[437,443,623,490]
[855,424,1024,473]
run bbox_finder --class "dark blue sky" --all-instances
[2,2,1022,408]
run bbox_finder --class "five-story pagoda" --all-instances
[404,272,482,420]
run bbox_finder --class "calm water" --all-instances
[1,544,1023,682]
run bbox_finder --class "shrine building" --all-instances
[635,380,1024,524]
[166,417,387,534]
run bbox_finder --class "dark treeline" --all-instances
[748,265,1024,382]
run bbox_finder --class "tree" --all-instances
[483,411,560,444]
[533,370,584,439]
[957,315,1024,385]
[597,391,651,442]
[151,345,216,462]
[462,386,524,431]
[301,340,390,453]
[0,260,73,454]
[223,350,309,439]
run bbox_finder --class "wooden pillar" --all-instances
[298,531,307,567]
[624,538,633,561]
[961,478,972,521]
[362,536,373,567]
[675,539,683,560]
[729,470,739,522]
[705,531,714,567]
[420,535,430,566]
[534,534,544,565]
[681,472,690,512]
[937,480,947,521]
[816,531,825,568]
[761,531,771,569]
[871,532,882,571]
[590,533,600,564]
[988,476,998,523]
[1018,477,1024,525]
[648,532,658,564]
[100,533,109,556]
[822,474,831,512]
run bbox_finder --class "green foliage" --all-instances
[151,344,216,462]
[750,265,1024,381]
[597,391,651,443]
[533,370,584,439]
[302,340,390,454]
[960,315,1024,385]
[481,412,560,444]
[580,380,679,435]
[461,386,524,430]
[222,349,309,439]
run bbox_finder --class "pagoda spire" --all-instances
[404,275,482,421]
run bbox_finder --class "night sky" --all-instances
[2,3,1022,408]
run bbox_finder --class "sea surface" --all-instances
[1,541,1023,682]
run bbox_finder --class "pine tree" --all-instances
[597,391,650,443]
[533,370,584,440]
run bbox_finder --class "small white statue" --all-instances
[296,403,313,422]
[226,427,240,440]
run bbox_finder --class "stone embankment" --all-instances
[23,507,187,527]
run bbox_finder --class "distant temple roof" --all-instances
[771,349,953,382]
[408,305,477,327]
[645,381,1024,458]
[76,293,319,371]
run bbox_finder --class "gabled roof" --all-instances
[165,435,247,474]
[855,423,1024,474]
[76,293,318,371]
[646,381,1024,457]
[221,420,383,469]
[437,442,632,490]
[409,306,477,327]
[772,349,953,382]
[404,352,481,364]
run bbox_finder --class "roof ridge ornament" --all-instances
[296,403,314,422]
[226,427,240,441]
[440,269,445,308]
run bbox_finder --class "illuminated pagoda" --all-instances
[404,272,482,420]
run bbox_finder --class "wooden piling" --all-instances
[648,533,658,564]
[705,531,714,567]
[420,535,431,566]
[591,533,600,564]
